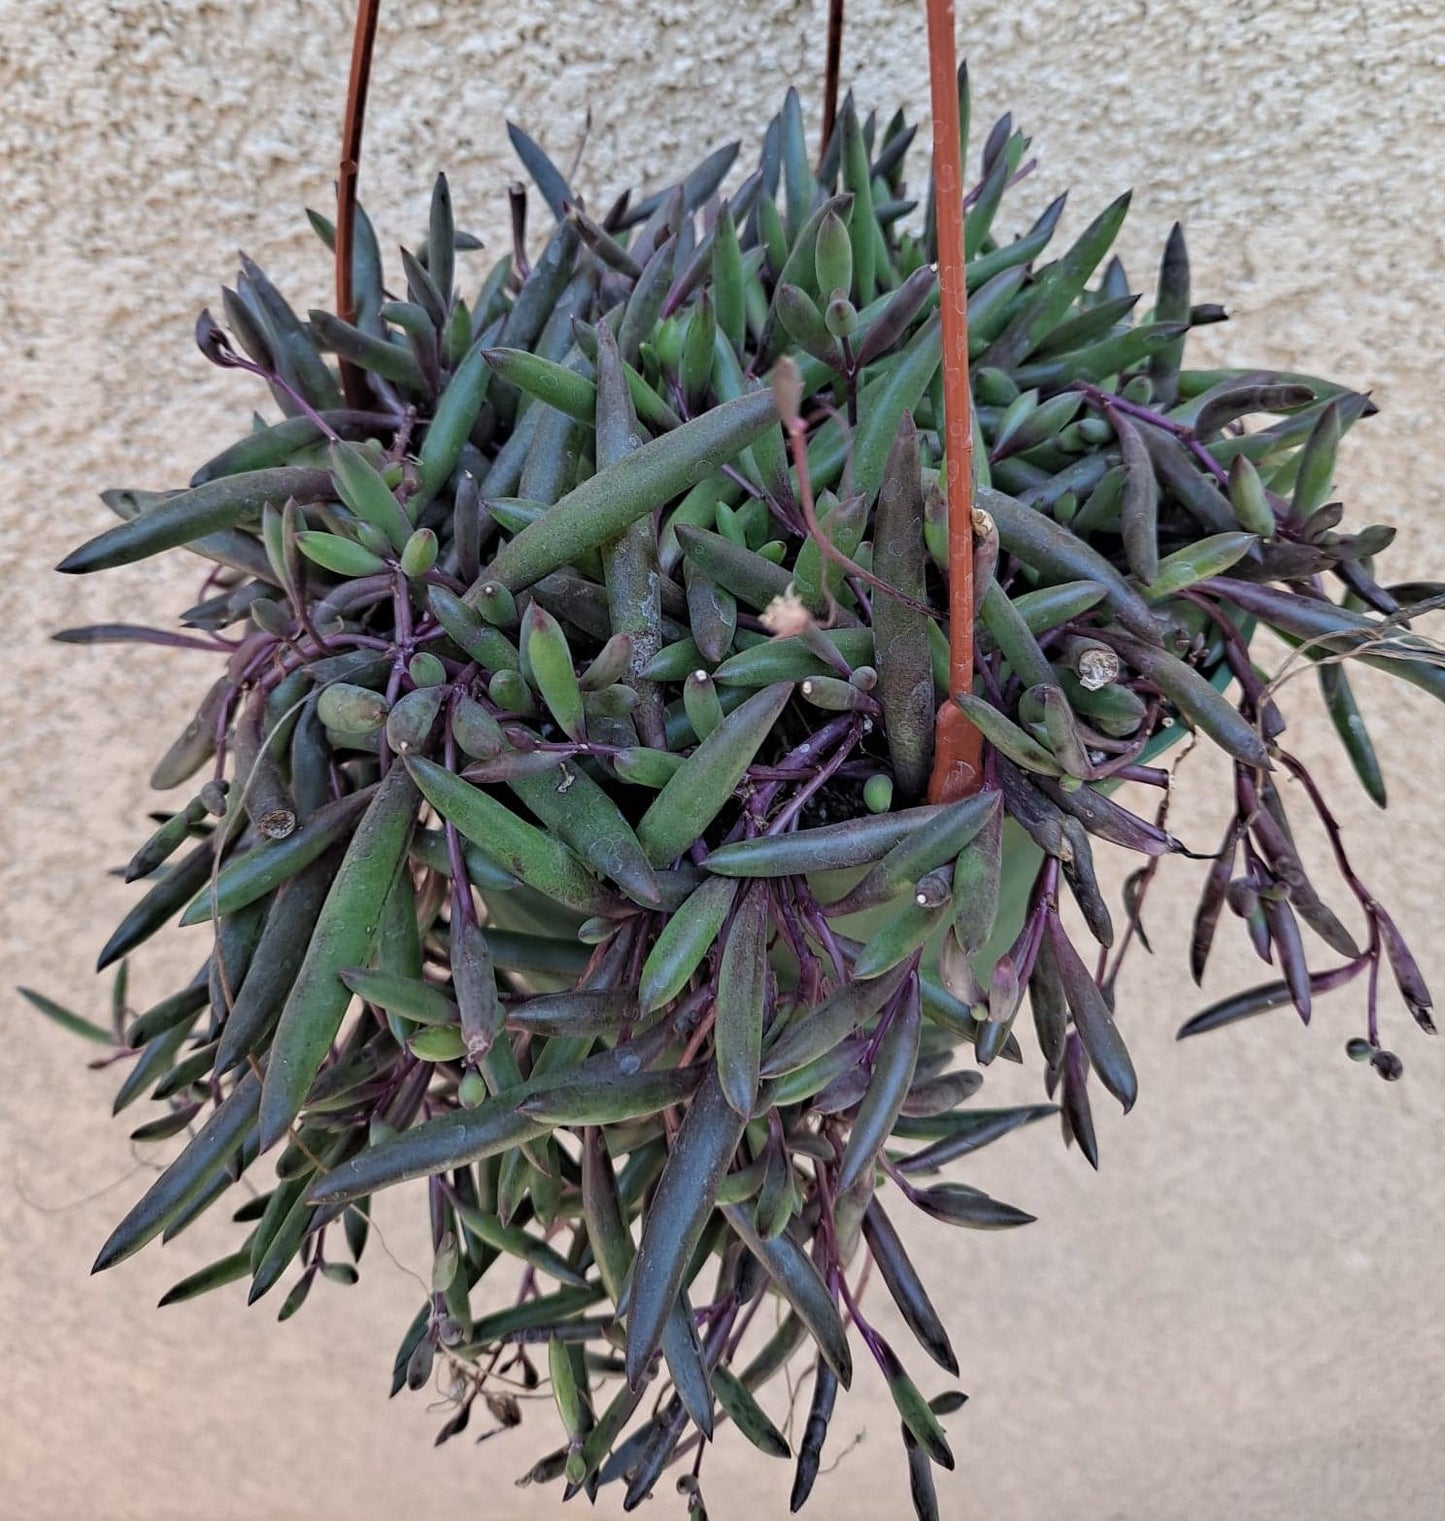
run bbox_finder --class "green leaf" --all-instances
[879,1339,954,1469]
[329,441,413,552]
[296,530,390,578]
[406,755,614,915]
[518,1065,701,1125]
[625,1069,747,1386]
[308,1100,550,1207]
[1319,664,1386,808]
[58,468,333,574]
[836,981,921,1192]
[179,789,372,926]
[507,760,661,909]
[453,1201,589,1287]
[639,875,738,1013]
[711,1365,790,1457]
[157,1248,252,1306]
[19,987,112,1044]
[484,390,777,592]
[909,1181,1036,1230]
[894,1104,1059,1171]
[94,1072,261,1272]
[484,347,597,423]
[663,1291,716,1439]
[714,884,770,1117]
[637,683,792,865]
[507,121,574,218]
[721,1203,853,1388]
[760,962,913,1080]
[99,839,216,969]
[862,1201,957,1374]
[259,766,419,1149]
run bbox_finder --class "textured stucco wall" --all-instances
[3,2,1444,1518]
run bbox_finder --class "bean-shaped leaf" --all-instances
[721,1204,852,1387]
[581,1126,634,1304]
[909,1181,1036,1230]
[1319,664,1386,808]
[310,1099,550,1206]
[329,441,412,552]
[1047,916,1137,1111]
[713,627,874,688]
[625,1068,747,1386]
[179,789,372,926]
[877,1338,954,1469]
[711,1365,790,1457]
[638,683,792,865]
[952,693,1066,777]
[761,960,913,1078]
[94,1072,261,1271]
[99,838,216,969]
[338,968,457,1026]
[407,755,613,914]
[412,341,492,510]
[863,1201,958,1373]
[518,1066,701,1125]
[1143,532,1258,602]
[505,988,637,1037]
[715,884,771,1116]
[1113,409,1160,584]
[851,312,943,505]
[259,766,419,1149]
[216,852,339,1073]
[59,468,333,574]
[639,875,738,1012]
[706,804,949,878]
[506,121,573,218]
[663,1291,716,1440]
[834,790,1000,914]
[507,763,660,908]
[873,414,935,799]
[790,1363,839,1511]
[157,1248,252,1306]
[852,897,951,981]
[20,987,112,1045]
[895,1104,1059,1173]
[979,486,1161,645]
[837,981,921,1192]
[483,390,777,592]
[951,802,1003,956]
[1190,823,1239,986]
[1105,630,1271,769]
[452,1200,589,1287]
[675,524,794,611]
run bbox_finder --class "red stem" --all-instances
[924,0,982,802]
[820,0,845,162]
[336,0,382,408]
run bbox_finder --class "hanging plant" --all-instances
[32,5,1440,1514]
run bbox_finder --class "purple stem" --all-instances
[217,347,343,443]
[1074,381,1230,486]
[764,722,862,836]
[796,885,848,983]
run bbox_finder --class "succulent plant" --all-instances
[36,68,1442,1518]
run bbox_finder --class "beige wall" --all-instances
[3,2,1444,1517]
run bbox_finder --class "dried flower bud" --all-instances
[760,583,815,638]
[770,356,804,428]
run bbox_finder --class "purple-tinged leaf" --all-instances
[1047,917,1137,1112]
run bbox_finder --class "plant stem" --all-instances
[924,0,982,803]
[336,0,383,408]
[819,0,845,163]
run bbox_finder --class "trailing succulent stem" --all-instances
[38,71,1441,1519]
